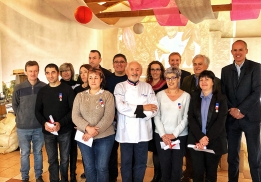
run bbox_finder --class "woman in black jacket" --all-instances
[188,70,228,182]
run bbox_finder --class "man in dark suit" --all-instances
[221,40,261,182]
[181,54,221,182]
[168,52,191,85]
[181,54,221,95]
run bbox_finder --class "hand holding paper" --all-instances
[75,130,93,147]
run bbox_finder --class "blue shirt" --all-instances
[200,92,213,134]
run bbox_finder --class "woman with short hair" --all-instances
[154,67,190,182]
[72,68,115,182]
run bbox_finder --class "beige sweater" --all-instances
[72,90,115,139]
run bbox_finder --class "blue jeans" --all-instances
[78,134,115,182]
[17,128,44,180]
[120,142,148,182]
[44,131,71,182]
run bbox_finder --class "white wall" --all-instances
[0,0,101,85]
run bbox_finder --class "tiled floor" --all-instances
[0,146,252,182]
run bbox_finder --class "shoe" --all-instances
[150,173,162,182]
[109,178,117,182]
[36,176,44,182]
[80,173,86,179]
[70,177,77,182]
[22,179,29,182]
[180,176,192,182]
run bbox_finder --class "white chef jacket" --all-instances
[114,80,158,143]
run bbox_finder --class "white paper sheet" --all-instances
[74,130,93,147]
[160,140,180,150]
[187,144,215,154]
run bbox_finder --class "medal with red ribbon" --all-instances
[215,103,219,113]
[59,93,62,101]
[100,98,104,107]
[178,103,181,109]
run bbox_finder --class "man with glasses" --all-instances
[106,54,128,182]
[180,54,221,182]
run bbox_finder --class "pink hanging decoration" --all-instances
[153,0,188,26]
[231,0,261,20]
[122,28,136,51]
[128,0,170,11]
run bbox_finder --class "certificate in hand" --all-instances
[75,130,93,147]
[160,140,180,150]
[187,144,215,154]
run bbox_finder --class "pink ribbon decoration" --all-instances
[128,0,170,10]
[153,0,188,26]
[231,0,261,20]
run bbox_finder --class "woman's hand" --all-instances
[199,136,209,146]
[85,126,99,137]
[165,134,176,140]
[82,133,92,141]
[162,134,172,145]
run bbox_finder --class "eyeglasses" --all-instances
[150,68,161,72]
[114,61,126,64]
[166,76,178,82]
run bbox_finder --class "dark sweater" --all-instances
[74,85,87,95]
[106,73,128,94]
[35,82,75,135]
[12,79,46,129]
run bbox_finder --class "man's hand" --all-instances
[143,104,157,112]
[53,122,60,132]
[85,126,99,137]
[229,108,245,119]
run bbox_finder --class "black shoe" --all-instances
[151,173,162,182]
[109,178,117,182]
[36,176,44,182]
[181,176,192,182]
[80,173,86,179]
[22,179,29,182]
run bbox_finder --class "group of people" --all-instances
[12,39,261,182]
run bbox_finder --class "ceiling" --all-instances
[84,0,232,24]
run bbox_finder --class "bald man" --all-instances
[114,61,158,182]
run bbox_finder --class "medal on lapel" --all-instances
[215,103,219,112]
[100,98,104,107]
[178,103,181,109]
[59,93,62,101]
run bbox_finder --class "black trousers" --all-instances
[190,149,221,182]
[155,133,187,182]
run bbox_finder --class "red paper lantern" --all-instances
[74,6,93,24]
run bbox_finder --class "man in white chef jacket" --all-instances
[114,61,158,182]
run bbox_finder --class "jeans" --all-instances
[78,134,115,182]
[120,142,148,182]
[17,128,44,180]
[155,133,187,182]
[44,131,71,182]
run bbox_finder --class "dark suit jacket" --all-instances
[180,69,191,86]
[181,74,221,95]
[188,92,228,155]
[221,59,261,122]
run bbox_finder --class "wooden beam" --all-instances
[95,4,232,18]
